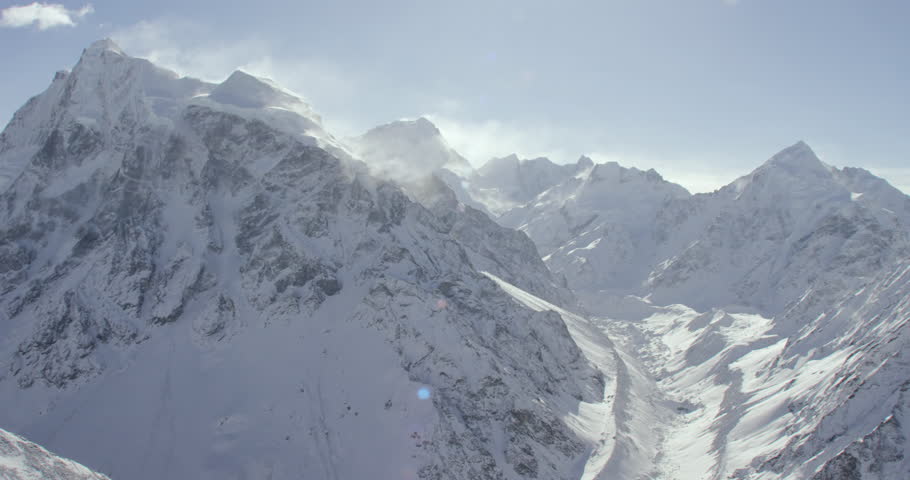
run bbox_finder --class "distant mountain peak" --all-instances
[354,116,472,180]
[479,153,562,174]
[412,116,440,133]
[73,39,130,74]
[364,116,442,142]
[763,140,826,171]
[576,155,594,170]
[721,141,834,197]
[210,70,304,110]
[588,161,625,181]
[84,38,124,56]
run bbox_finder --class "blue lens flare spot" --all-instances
[417,387,431,400]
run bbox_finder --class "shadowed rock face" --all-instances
[0,40,603,480]
[0,428,110,480]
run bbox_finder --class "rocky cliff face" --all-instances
[0,40,605,480]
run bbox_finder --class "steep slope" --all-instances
[0,40,606,480]
[0,427,110,480]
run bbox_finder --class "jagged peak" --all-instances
[586,161,677,188]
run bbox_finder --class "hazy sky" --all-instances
[1,0,908,193]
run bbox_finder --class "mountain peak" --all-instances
[373,117,441,139]
[413,116,440,134]
[478,153,518,171]
[354,116,472,180]
[83,38,124,56]
[74,39,129,72]
[722,141,838,198]
[209,70,303,110]
[576,155,594,170]
[764,140,825,171]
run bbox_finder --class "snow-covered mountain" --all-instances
[646,141,910,314]
[470,154,594,215]
[0,427,110,480]
[480,141,910,317]
[0,40,612,480]
[350,117,501,218]
[497,158,691,299]
[4,37,909,480]
[592,243,910,479]
[349,118,573,305]
[456,137,910,478]
[352,117,472,179]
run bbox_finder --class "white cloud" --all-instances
[0,2,93,30]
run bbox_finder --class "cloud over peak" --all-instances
[0,2,93,30]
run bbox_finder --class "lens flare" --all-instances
[417,387,431,400]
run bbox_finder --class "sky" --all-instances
[0,0,908,193]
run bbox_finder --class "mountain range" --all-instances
[1,39,908,479]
